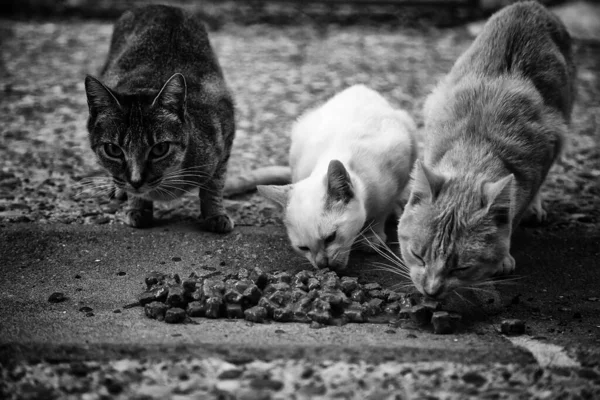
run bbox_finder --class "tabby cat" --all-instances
[397,1,575,298]
[259,85,417,271]
[85,5,235,232]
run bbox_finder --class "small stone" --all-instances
[218,368,243,380]
[237,268,250,280]
[74,274,82,279]
[78,306,93,313]
[117,271,126,276]
[172,257,182,262]
[226,303,245,319]
[462,371,487,387]
[113,309,121,313]
[244,306,268,323]
[48,292,67,303]
[86,312,94,317]
[500,319,526,335]
[364,298,384,316]
[145,301,168,320]
[249,378,284,391]
[165,307,186,324]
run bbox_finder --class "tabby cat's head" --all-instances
[258,160,366,271]
[84,73,190,201]
[397,161,514,299]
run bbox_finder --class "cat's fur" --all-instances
[397,1,575,298]
[259,85,417,271]
[84,5,235,232]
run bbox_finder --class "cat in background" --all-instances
[397,1,575,298]
[85,5,236,232]
[259,85,417,271]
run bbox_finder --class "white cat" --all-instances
[259,85,417,271]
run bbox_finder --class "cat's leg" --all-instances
[498,253,516,275]
[521,191,547,225]
[125,197,153,228]
[199,164,234,233]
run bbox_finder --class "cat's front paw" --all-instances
[125,209,153,228]
[498,254,515,275]
[204,214,234,233]
[521,193,547,226]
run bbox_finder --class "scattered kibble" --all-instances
[48,292,67,303]
[132,268,461,333]
[500,319,526,335]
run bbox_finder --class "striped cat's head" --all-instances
[84,73,193,201]
[397,161,515,299]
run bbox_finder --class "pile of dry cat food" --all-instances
[135,268,462,334]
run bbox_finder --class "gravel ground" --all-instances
[2,357,600,399]
[0,18,598,229]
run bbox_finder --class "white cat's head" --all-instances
[258,160,366,271]
[397,161,514,299]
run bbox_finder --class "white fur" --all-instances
[264,85,417,271]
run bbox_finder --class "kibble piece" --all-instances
[408,304,433,326]
[431,311,461,334]
[226,303,245,319]
[244,306,268,323]
[383,302,401,315]
[205,297,223,319]
[500,319,526,335]
[145,271,166,289]
[397,307,411,320]
[291,289,307,302]
[165,273,182,286]
[165,307,186,324]
[364,298,384,316]
[270,271,292,284]
[202,280,224,299]
[269,290,292,307]
[233,279,252,293]
[295,270,313,283]
[350,289,366,303]
[145,302,168,320]
[363,283,382,291]
[387,291,404,303]
[182,278,198,293]
[258,297,279,317]
[368,290,388,300]
[273,307,294,322]
[344,303,366,322]
[190,288,204,302]
[242,285,262,305]
[307,277,320,291]
[323,276,339,290]
[187,301,206,317]
[320,290,350,309]
[138,287,168,306]
[308,299,332,324]
[166,286,186,308]
[48,292,68,303]
[340,277,359,294]
[249,267,268,289]
[224,289,243,304]
[421,299,442,312]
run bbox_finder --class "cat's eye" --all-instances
[324,231,336,245]
[298,246,310,252]
[104,143,123,158]
[150,142,170,158]
[409,248,425,266]
[452,266,471,275]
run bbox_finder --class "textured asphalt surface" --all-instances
[1,222,599,398]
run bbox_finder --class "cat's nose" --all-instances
[315,255,329,269]
[424,285,444,299]
[129,180,144,189]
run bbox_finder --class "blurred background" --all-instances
[0,0,598,228]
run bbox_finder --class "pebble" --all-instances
[48,292,67,303]
[431,311,461,334]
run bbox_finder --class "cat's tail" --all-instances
[224,166,291,197]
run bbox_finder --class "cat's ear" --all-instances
[257,184,292,210]
[408,160,444,206]
[482,174,514,225]
[153,73,187,121]
[326,160,354,204]
[85,75,121,112]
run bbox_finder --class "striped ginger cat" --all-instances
[397,1,575,299]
